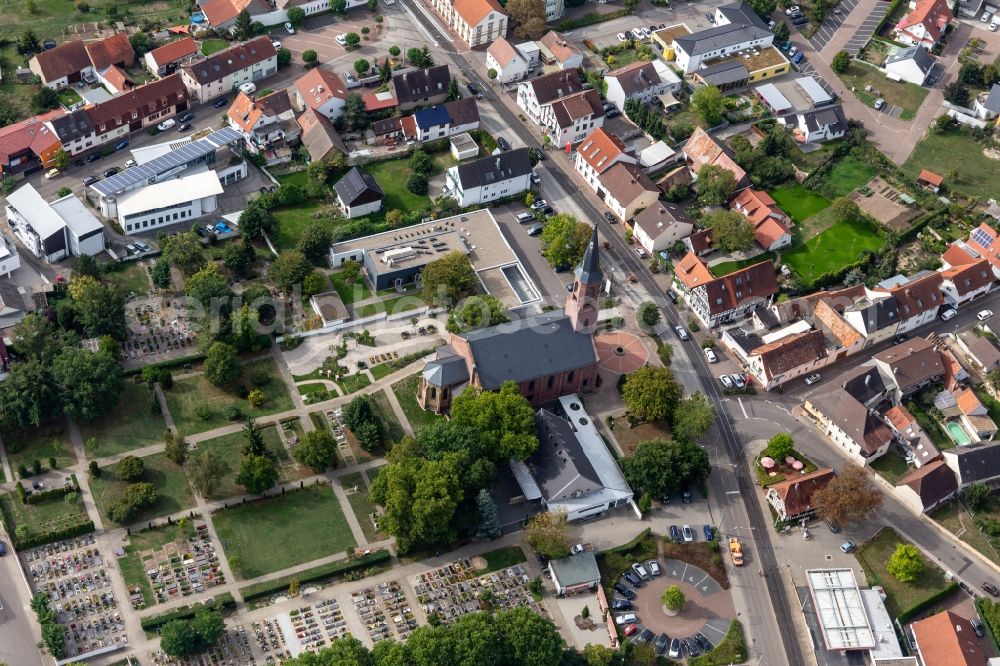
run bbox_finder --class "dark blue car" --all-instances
[703,525,714,541]
[115,140,129,151]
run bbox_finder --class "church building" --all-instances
[417,229,604,412]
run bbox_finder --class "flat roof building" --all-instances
[115,170,224,233]
[806,568,875,652]
[5,184,105,263]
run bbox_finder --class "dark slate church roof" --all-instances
[422,346,470,388]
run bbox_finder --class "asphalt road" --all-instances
[0,538,45,666]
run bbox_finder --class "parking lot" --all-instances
[838,1,890,55]
[805,0,864,51]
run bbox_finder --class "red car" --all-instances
[624,624,639,637]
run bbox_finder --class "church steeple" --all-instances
[565,227,602,333]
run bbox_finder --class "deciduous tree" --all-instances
[73,281,127,340]
[329,0,347,14]
[185,263,233,310]
[287,6,306,27]
[296,223,334,265]
[637,301,661,328]
[524,511,570,558]
[204,342,241,387]
[621,366,682,423]
[622,439,710,497]
[161,231,205,274]
[51,347,123,421]
[269,250,313,293]
[704,210,755,252]
[672,393,716,443]
[420,251,477,307]
[691,85,725,127]
[341,91,367,130]
[831,50,851,73]
[813,464,883,528]
[115,455,144,482]
[886,543,923,583]
[539,215,592,269]
[963,481,991,511]
[696,164,739,206]
[661,585,685,612]
[164,430,188,465]
[187,449,230,497]
[293,431,338,471]
[451,382,538,461]
[447,295,509,333]
[0,359,56,429]
[236,453,279,495]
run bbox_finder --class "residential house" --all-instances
[630,202,694,256]
[895,0,952,48]
[115,170,224,232]
[548,551,601,596]
[785,105,849,143]
[98,66,134,95]
[803,388,894,465]
[516,69,583,126]
[598,162,660,223]
[955,387,998,441]
[0,233,21,280]
[954,329,1000,373]
[684,228,714,256]
[683,126,749,188]
[28,39,90,88]
[427,0,508,48]
[730,188,792,251]
[870,271,944,334]
[574,128,636,193]
[294,68,350,121]
[334,167,384,219]
[813,299,865,358]
[402,97,480,143]
[5,184,105,263]
[884,404,941,467]
[85,33,135,73]
[391,65,451,111]
[911,610,989,666]
[884,45,935,85]
[669,1,774,73]
[180,37,277,103]
[510,396,635,522]
[841,366,893,409]
[538,31,582,69]
[765,468,836,521]
[843,295,900,347]
[941,346,971,391]
[542,89,605,146]
[939,243,993,306]
[198,0,265,29]
[771,283,866,324]
[0,281,37,331]
[445,147,533,206]
[896,460,958,514]
[973,84,1000,121]
[672,252,778,327]
[723,324,829,390]
[0,111,65,178]
[144,37,200,77]
[943,441,1000,489]
[297,108,347,163]
[227,90,299,165]
[873,337,945,403]
[604,60,682,113]
[419,232,603,411]
[486,37,529,84]
[959,223,1000,279]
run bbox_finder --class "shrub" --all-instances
[225,405,243,421]
[115,455,145,482]
[662,585,685,612]
[302,49,318,64]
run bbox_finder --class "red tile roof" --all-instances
[200,0,254,26]
[752,329,827,380]
[294,67,350,111]
[898,0,952,44]
[911,610,987,666]
[942,242,978,268]
[0,110,65,166]
[684,126,747,184]
[539,31,580,64]
[147,37,199,68]
[576,128,629,175]
[85,74,187,130]
[942,259,993,296]
[956,388,985,416]
[453,0,506,27]
[753,216,790,249]
[966,223,1000,272]
[487,37,521,68]
[674,252,778,316]
[918,168,944,186]
[767,468,836,518]
[879,271,943,321]
[30,40,90,83]
[100,65,133,93]
[363,91,398,112]
[673,252,716,289]
[85,33,135,71]
[813,299,862,348]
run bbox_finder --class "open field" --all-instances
[162,357,293,436]
[770,184,831,223]
[89,452,195,525]
[104,262,151,297]
[367,159,434,213]
[855,528,952,617]
[710,252,776,277]
[835,61,929,121]
[81,382,166,458]
[211,485,356,579]
[826,157,877,197]
[931,499,998,562]
[371,389,405,443]
[0,0,188,40]
[189,427,301,499]
[783,218,883,285]
[902,130,1000,200]
[391,374,442,431]
[6,420,76,473]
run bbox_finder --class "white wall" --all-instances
[121,194,218,231]
[343,198,382,219]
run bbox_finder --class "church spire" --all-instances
[566,226,601,334]
[575,227,602,288]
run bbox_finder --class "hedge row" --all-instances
[124,353,206,377]
[896,582,960,623]
[140,593,237,632]
[12,520,95,551]
[557,8,628,31]
[26,484,78,505]
[975,597,1000,656]
[240,550,392,602]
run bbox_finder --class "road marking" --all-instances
[738,397,748,418]
[401,0,444,45]
[727,491,741,495]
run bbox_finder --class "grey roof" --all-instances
[885,45,934,75]
[454,148,533,190]
[48,109,95,143]
[717,1,771,30]
[6,184,67,239]
[752,304,780,330]
[548,551,601,587]
[526,409,603,501]
[846,296,899,333]
[334,167,384,207]
[983,84,1000,113]
[91,127,242,196]
[0,281,30,313]
[933,389,958,411]
[391,65,450,104]
[460,311,598,389]
[873,338,944,392]
[675,3,771,57]
[945,441,1000,483]
[841,366,888,406]
[696,60,749,86]
[422,347,470,388]
[575,228,602,286]
[727,328,764,355]
[181,37,276,85]
[801,105,847,133]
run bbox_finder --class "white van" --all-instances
[516,212,535,224]
[239,82,257,95]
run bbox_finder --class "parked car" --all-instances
[570,543,585,555]
[940,307,957,321]
[467,83,481,97]
[730,374,745,389]
[86,152,102,163]
[82,176,99,186]
[705,12,715,23]
[668,638,681,658]
[124,159,137,168]
[826,520,841,533]
[792,52,805,64]
[703,525,714,541]
[840,541,856,554]
[136,241,152,252]
[792,15,808,24]
[684,638,701,657]
[674,325,689,341]
[695,632,713,651]
[979,309,994,321]
[531,198,548,210]
[114,140,129,150]
[622,570,643,588]
[874,98,886,110]
[272,40,282,50]
[336,34,348,46]
[179,112,195,123]
[178,123,192,132]
[788,46,798,56]
[768,19,776,28]
[638,629,654,644]
[616,32,627,42]
[805,373,822,385]
[785,5,800,14]
[526,223,544,236]
[655,633,669,654]
[213,97,229,108]
[982,11,992,22]
[157,118,176,131]
[719,375,734,389]
[647,561,661,576]
[669,525,682,543]
[667,289,678,303]
[624,624,639,637]
[44,168,60,179]
[991,20,999,31]
[0,541,4,556]
[615,612,637,625]
[497,136,511,151]
[74,158,85,167]
[634,248,647,259]
[631,562,650,580]
[971,618,985,637]
[614,583,636,600]
[983,582,1000,596]
[611,598,633,611]
[704,347,718,363]
[103,167,119,177]
[894,333,908,344]
[682,525,694,542]
[604,211,617,223]
[531,172,540,184]
[605,109,621,118]
[682,490,692,504]
[284,21,296,34]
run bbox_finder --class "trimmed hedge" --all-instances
[976,597,1000,656]
[240,550,392,602]
[26,483,79,505]
[12,520,95,550]
[690,620,747,666]
[557,8,628,31]
[896,582,959,623]
[140,593,237,632]
[124,353,206,377]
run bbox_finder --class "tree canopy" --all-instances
[270,250,313,293]
[704,210,755,253]
[886,543,923,583]
[447,295,509,333]
[696,164,739,206]
[525,511,570,558]
[420,251,477,307]
[451,382,538,461]
[539,215,592,270]
[813,464,883,528]
[622,439,711,497]
[621,366,682,423]
[691,85,725,127]
[671,393,716,443]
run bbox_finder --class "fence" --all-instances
[277,305,444,342]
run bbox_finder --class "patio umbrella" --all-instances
[792,460,804,471]
[760,457,775,469]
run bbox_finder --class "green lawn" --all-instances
[931,500,999,562]
[55,87,82,107]
[371,389,405,443]
[902,129,1000,200]
[854,528,952,617]
[330,269,373,305]
[392,374,442,431]
[189,427,296,500]
[836,61,930,120]
[337,373,372,395]
[81,382,166,459]
[104,262,151,297]
[0,0,187,40]
[274,170,310,189]
[367,159,435,213]
[0,490,90,544]
[369,363,395,381]
[356,293,425,318]
[869,451,912,485]
[770,184,831,223]
[270,201,328,250]
[201,39,230,56]
[212,484,357,579]
[5,420,76,474]
[89,452,195,525]
[480,545,527,573]
[788,141,840,173]
[162,358,293,436]
[0,45,42,121]
[783,218,884,285]
[826,156,877,197]
[710,252,777,277]
[340,472,384,542]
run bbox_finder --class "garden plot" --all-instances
[412,559,546,625]
[850,176,920,231]
[24,535,127,660]
[141,523,225,607]
[123,298,197,364]
[352,580,418,645]
[148,624,256,665]
[283,599,352,655]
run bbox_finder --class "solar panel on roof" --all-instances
[973,227,994,249]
